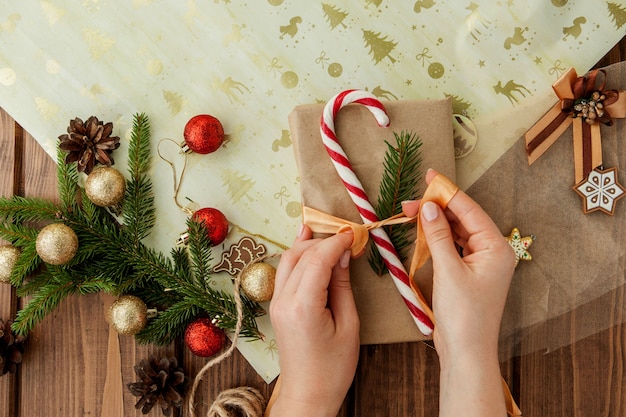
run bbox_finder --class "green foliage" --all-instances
[1,113,264,342]
[368,131,422,275]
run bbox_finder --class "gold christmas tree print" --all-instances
[163,90,187,115]
[444,93,473,116]
[221,169,255,203]
[362,29,397,64]
[322,3,348,29]
[607,2,626,28]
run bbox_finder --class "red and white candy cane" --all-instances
[320,89,435,336]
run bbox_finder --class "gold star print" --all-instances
[534,57,542,65]
[478,60,485,67]
[406,79,412,85]
[505,228,534,267]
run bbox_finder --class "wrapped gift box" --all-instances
[289,99,455,344]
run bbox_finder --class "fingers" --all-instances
[327,250,359,330]
[425,169,499,240]
[292,232,354,307]
[273,226,354,309]
[273,225,317,298]
[420,201,464,272]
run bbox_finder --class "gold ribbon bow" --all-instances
[525,67,626,185]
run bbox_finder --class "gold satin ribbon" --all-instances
[525,67,626,185]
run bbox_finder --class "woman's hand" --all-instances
[403,169,515,417]
[268,225,360,417]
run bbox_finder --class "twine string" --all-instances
[157,138,193,215]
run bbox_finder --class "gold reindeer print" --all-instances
[562,17,586,40]
[504,27,527,50]
[279,16,302,39]
[493,80,531,105]
[370,86,398,100]
[271,130,292,151]
[216,77,250,103]
[465,2,491,41]
[414,0,435,13]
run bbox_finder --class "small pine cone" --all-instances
[127,355,188,417]
[58,116,121,174]
[0,319,27,376]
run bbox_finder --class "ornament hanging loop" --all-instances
[157,138,194,214]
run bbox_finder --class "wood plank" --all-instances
[0,108,18,417]
[351,342,441,416]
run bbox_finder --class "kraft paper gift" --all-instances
[289,99,455,344]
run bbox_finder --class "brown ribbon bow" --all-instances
[525,68,626,185]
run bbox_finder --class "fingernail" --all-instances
[421,201,439,222]
[297,224,305,237]
[339,250,351,269]
[401,200,418,205]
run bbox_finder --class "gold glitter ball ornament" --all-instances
[35,223,78,265]
[240,262,276,302]
[85,166,126,207]
[108,295,148,335]
[0,245,20,284]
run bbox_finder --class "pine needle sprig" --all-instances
[186,219,214,290]
[136,298,200,346]
[0,196,59,223]
[368,131,423,275]
[124,112,155,243]
[56,147,80,213]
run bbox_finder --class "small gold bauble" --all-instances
[0,245,20,283]
[35,223,78,265]
[241,262,276,302]
[107,295,148,335]
[85,167,126,207]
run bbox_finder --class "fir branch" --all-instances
[135,298,200,345]
[0,196,59,223]
[171,246,193,287]
[186,219,213,290]
[9,239,40,287]
[124,113,155,242]
[368,131,422,275]
[56,148,80,213]
[0,222,39,247]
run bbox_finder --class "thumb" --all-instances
[328,250,358,329]
[420,201,461,269]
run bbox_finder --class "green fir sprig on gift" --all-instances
[0,113,264,342]
[368,131,422,275]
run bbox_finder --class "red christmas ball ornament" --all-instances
[184,317,226,357]
[182,115,224,154]
[192,207,229,246]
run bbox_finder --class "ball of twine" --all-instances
[188,254,278,417]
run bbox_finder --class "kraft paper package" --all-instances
[289,99,455,344]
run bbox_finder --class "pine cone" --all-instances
[0,319,27,376]
[128,356,188,417]
[58,116,121,174]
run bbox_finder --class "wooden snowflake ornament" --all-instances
[574,167,625,215]
[505,228,535,267]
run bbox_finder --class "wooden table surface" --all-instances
[1,39,625,417]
